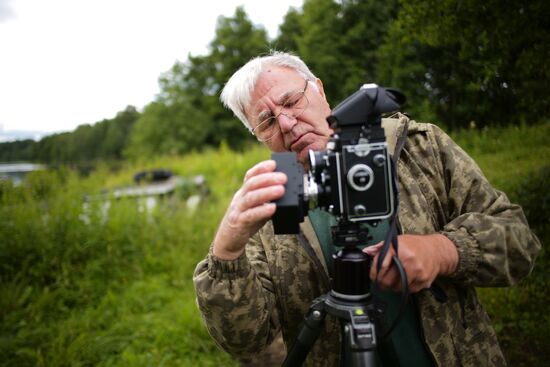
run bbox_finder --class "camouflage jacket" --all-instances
[193,114,541,366]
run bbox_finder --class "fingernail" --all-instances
[275,173,287,182]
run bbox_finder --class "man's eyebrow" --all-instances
[247,103,267,124]
[256,109,272,122]
[275,90,293,105]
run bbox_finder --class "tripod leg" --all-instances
[282,302,326,367]
[342,314,378,367]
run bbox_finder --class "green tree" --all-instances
[276,0,398,105]
[124,100,209,158]
[185,6,271,148]
[0,139,35,162]
[272,7,303,53]
[376,19,441,124]
[126,7,270,159]
[293,0,343,105]
[395,0,550,127]
[35,134,61,163]
[69,124,103,162]
[0,106,139,164]
[335,0,399,98]
[100,106,139,160]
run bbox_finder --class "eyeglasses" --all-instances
[251,80,309,142]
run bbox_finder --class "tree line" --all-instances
[0,106,139,165]
[1,0,548,164]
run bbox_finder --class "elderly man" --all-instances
[193,51,540,366]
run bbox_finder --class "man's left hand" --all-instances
[364,234,459,293]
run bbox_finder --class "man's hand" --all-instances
[364,234,459,293]
[212,160,287,260]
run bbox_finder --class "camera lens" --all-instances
[347,164,374,191]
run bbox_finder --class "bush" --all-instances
[479,165,550,366]
[0,149,264,366]
[515,165,550,234]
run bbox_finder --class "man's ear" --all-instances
[313,78,327,100]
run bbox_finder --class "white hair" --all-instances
[220,51,318,132]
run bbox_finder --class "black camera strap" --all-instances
[374,215,409,339]
[373,155,410,340]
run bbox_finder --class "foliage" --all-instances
[0,139,35,162]
[375,19,440,123]
[271,6,303,52]
[0,106,139,164]
[276,0,398,105]
[1,124,548,366]
[124,7,270,160]
[476,165,550,367]
[0,144,270,366]
[448,122,550,366]
[514,166,550,233]
[123,100,209,158]
[450,122,550,194]
[394,0,550,128]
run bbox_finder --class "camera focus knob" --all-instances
[373,154,386,167]
[354,205,367,216]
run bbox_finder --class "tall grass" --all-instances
[1,123,548,366]
[451,122,550,366]
[0,144,269,366]
[450,122,550,194]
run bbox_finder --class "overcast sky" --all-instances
[0,0,303,137]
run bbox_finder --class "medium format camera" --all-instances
[271,84,405,239]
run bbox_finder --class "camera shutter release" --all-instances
[347,164,374,191]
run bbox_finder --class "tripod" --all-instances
[283,222,383,367]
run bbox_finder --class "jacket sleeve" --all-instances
[428,124,541,287]
[192,233,280,357]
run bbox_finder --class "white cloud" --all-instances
[0,0,16,22]
[0,0,302,134]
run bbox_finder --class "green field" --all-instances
[1,123,549,366]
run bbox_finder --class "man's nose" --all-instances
[278,113,298,133]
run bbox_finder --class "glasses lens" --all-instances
[289,91,308,118]
[255,117,277,141]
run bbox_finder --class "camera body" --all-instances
[308,140,394,222]
[272,84,405,236]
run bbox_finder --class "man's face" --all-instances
[246,66,333,167]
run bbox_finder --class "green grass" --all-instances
[0,123,548,366]
[451,122,550,194]
[450,122,550,367]
[0,145,270,366]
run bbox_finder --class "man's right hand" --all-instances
[212,160,287,260]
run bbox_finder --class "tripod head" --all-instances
[330,220,372,300]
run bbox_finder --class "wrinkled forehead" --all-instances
[246,66,304,119]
